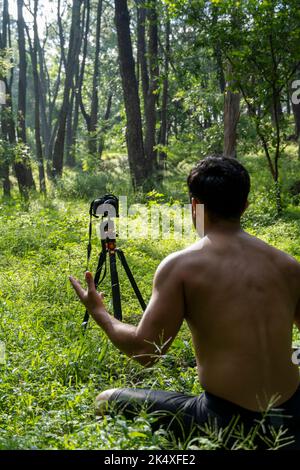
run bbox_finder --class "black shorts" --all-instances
[109,385,300,449]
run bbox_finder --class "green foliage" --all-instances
[164,0,300,213]
[0,47,13,80]
[53,154,132,201]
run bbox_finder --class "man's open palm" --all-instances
[69,271,105,317]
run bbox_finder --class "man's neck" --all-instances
[204,217,243,237]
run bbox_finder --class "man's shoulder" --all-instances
[154,249,189,286]
[249,232,300,274]
[158,241,205,274]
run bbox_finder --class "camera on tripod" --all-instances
[82,194,146,330]
[90,194,119,219]
[89,194,119,243]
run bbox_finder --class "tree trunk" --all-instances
[0,0,11,196]
[144,0,159,174]
[215,47,226,94]
[77,0,93,140]
[36,34,51,162]
[114,0,147,188]
[137,0,158,175]
[65,93,75,167]
[16,0,35,194]
[70,91,80,166]
[292,101,300,139]
[98,92,113,158]
[0,162,11,197]
[137,4,148,107]
[88,0,103,155]
[271,97,283,127]
[57,0,67,70]
[17,0,27,144]
[223,64,240,159]
[26,0,46,193]
[68,59,83,167]
[158,17,170,174]
[52,0,83,178]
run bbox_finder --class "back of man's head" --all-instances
[187,156,250,220]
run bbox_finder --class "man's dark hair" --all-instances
[187,156,250,219]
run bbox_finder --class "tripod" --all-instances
[82,219,146,329]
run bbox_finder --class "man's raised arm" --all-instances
[69,254,185,366]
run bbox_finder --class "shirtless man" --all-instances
[70,156,300,447]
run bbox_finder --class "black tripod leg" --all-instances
[94,249,107,287]
[82,249,106,328]
[116,249,147,311]
[109,251,122,321]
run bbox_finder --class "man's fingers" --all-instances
[85,271,96,292]
[69,276,86,300]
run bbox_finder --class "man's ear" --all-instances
[241,200,249,215]
[191,197,201,207]
[191,197,201,216]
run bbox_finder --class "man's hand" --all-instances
[69,254,185,367]
[69,271,106,320]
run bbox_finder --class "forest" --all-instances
[0,0,300,452]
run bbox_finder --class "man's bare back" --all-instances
[178,227,300,411]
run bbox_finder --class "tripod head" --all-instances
[89,194,119,218]
[87,194,119,262]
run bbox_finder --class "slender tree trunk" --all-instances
[37,34,51,161]
[77,0,94,141]
[286,83,291,115]
[16,0,35,194]
[65,1,86,167]
[26,0,46,193]
[158,17,170,174]
[70,91,80,166]
[17,0,27,144]
[114,0,147,188]
[98,92,113,158]
[215,47,226,94]
[271,97,283,127]
[0,162,11,196]
[212,6,225,93]
[0,0,11,196]
[144,0,159,173]
[46,52,63,176]
[57,0,67,70]
[68,56,83,167]
[137,0,158,175]
[65,83,76,167]
[52,0,83,178]
[292,101,300,139]
[88,0,103,155]
[223,64,240,159]
[137,3,148,107]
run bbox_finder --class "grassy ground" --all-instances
[0,148,300,450]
